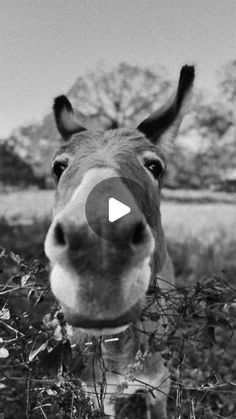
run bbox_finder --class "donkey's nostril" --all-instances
[132,221,146,245]
[54,222,66,246]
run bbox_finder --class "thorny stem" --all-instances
[92,338,107,416]
[190,398,196,419]
[25,365,31,419]
[0,319,25,337]
[70,391,74,419]
[175,338,186,419]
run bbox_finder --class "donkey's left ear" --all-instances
[138,65,195,144]
[53,95,86,141]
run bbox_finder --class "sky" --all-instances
[1,0,236,137]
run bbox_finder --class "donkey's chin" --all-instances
[60,297,143,336]
[50,254,153,335]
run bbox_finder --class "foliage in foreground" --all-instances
[1,249,236,418]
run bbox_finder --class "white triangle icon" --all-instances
[108,197,131,222]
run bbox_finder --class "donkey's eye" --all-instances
[144,159,164,180]
[52,160,68,180]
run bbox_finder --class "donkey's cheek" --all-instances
[123,256,152,302]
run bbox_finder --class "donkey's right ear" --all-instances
[53,95,86,141]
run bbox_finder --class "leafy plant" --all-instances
[1,249,236,418]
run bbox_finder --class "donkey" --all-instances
[45,65,195,418]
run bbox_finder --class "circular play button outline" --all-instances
[85,176,148,242]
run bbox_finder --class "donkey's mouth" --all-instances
[80,325,129,337]
[61,299,142,336]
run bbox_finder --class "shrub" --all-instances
[0,249,236,418]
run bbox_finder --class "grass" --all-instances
[1,189,236,285]
[0,190,53,223]
[1,189,236,224]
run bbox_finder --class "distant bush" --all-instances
[0,142,47,191]
[0,217,49,262]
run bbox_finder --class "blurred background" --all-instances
[0,2,236,417]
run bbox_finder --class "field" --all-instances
[1,190,236,281]
[0,189,236,418]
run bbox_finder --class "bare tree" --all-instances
[68,62,172,129]
[218,59,236,105]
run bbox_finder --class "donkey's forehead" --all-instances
[54,128,165,161]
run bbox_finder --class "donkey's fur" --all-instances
[45,65,194,418]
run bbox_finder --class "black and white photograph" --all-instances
[0,1,236,418]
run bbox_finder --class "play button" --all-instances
[108,198,131,222]
[85,177,148,242]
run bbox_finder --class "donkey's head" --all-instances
[45,65,194,335]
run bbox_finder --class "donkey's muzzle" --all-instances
[46,209,152,262]
[45,205,154,329]
[45,175,154,262]
[55,214,147,247]
[44,174,155,328]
